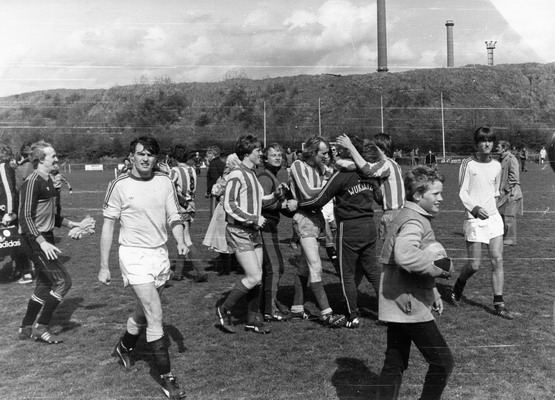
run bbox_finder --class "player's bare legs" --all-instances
[488,235,504,296]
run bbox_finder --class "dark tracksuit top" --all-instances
[299,162,380,318]
[20,170,71,301]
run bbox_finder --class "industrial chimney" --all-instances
[485,41,497,66]
[445,20,454,67]
[377,0,388,72]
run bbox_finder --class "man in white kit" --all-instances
[451,127,514,320]
[99,136,188,399]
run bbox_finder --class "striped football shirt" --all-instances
[224,163,263,224]
[289,159,325,203]
[360,158,405,211]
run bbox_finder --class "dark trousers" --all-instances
[378,321,454,400]
[337,218,379,319]
[26,231,72,301]
[260,221,284,314]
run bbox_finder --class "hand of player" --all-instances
[78,215,96,233]
[98,268,111,285]
[432,298,444,316]
[256,215,266,228]
[278,182,289,193]
[286,199,298,212]
[1,213,14,226]
[476,208,489,220]
[40,241,61,260]
[157,161,170,174]
[336,134,355,153]
[68,226,84,240]
[176,242,189,257]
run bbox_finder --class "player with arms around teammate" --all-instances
[18,141,95,344]
[216,135,285,334]
[99,136,188,399]
[299,135,381,329]
[451,127,514,320]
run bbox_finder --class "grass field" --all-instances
[1,160,555,400]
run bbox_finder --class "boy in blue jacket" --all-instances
[377,166,454,400]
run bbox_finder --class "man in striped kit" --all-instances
[169,143,207,283]
[18,140,95,344]
[288,135,345,327]
[216,135,284,334]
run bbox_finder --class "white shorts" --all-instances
[463,213,503,244]
[118,245,171,288]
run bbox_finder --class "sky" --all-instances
[0,0,553,97]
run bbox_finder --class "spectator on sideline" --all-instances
[51,166,72,217]
[99,136,188,399]
[496,140,523,246]
[257,143,295,322]
[288,135,345,326]
[192,151,203,176]
[539,146,547,164]
[15,142,34,191]
[451,127,515,320]
[377,166,454,400]
[121,157,131,174]
[206,146,226,218]
[169,144,208,283]
[426,150,437,170]
[18,140,95,344]
[299,135,381,329]
[285,147,294,169]
[0,145,33,283]
[203,153,241,275]
[519,146,528,172]
[216,135,283,334]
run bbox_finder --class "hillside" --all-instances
[0,62,554,160]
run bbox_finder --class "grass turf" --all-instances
[1,161,554,399]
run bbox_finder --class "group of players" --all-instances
[8,125,519,399]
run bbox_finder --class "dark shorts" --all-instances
[226,224,262,253]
